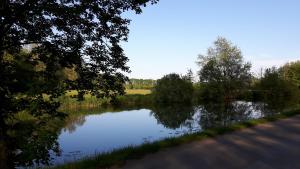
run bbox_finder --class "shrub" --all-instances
[152,73,193,103]
[255,67,300,110]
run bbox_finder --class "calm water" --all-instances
[10,101,284,168]
[52,101,267,165]
[56,109,201,164]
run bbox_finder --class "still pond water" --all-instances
[51,101,269,165]
[13,101,284,168]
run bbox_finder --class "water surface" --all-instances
[57,109,201,164]
[53,101,268,164]
[10,101,286,168]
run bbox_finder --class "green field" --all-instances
[125,89,151,95]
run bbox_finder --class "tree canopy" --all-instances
[254,67,300,110]
[0,1,158,167]
[152,73,194,104]
[197,37,252,101]
[281,61,300,88]
[0,0,158,116]
[0,0,158,97]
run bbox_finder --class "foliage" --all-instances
[280,61,300,88]
[183,69,194,82]
[197,37,252,101]
[0,0,158,117]
[152,73,194,103]
[0,1,158,168]
[59,93,153,113]
[254,67,300,110]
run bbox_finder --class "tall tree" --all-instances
[0,0,158,122]
[197,37,252,101]
[0,1,158,168]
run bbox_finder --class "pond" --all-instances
[6,101,288,168]
[56,109,201,164]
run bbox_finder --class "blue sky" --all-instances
[122,0,300,79]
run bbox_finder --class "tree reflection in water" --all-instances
[63,115,86,133]
[149,99,297,132]
[150,104,196,129]
[1,98,297,168]
[200,101,259,129]
[150,101,272,131]
[1,117,64,169]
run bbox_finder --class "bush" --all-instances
[254,67,300,110]
[152,73,193,104]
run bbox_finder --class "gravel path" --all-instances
[121,115,300,169]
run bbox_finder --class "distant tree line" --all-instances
[152,37,300,105]
[125,79,157,89]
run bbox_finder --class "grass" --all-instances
[65,89,151,97]
[125,89,151,95]
[51,107,300,169]
[59,89,152,113]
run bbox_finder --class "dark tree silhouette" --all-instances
[152,73,194,104]
[0,1,158,168]
[0,0,158,125]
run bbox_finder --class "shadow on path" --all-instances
[121,115,300,169]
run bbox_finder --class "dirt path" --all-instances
[121,115,300,169]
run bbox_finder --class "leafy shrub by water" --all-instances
[152,73,193,104]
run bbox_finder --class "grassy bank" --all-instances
[59,89,152,113]
[125,89,151,95]
[64,89,151,96]
[51,107,300,169]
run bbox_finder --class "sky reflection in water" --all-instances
[55,101,265,164]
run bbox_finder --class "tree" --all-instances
[0,1,158,168]
[0,0,158,124]
[183,68,194,82]
[197,37,252,101]
[281,61,300,88]
[256,67,300,110]
[152,73,194,103]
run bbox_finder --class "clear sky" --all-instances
[122,0,300,79]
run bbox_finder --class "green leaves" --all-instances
[281,61,300,88]
[197,37,252,101]
[152,73,194,104]
[0,1,158,167]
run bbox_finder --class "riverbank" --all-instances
[51,107,300,169]
[58,89,152,113]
